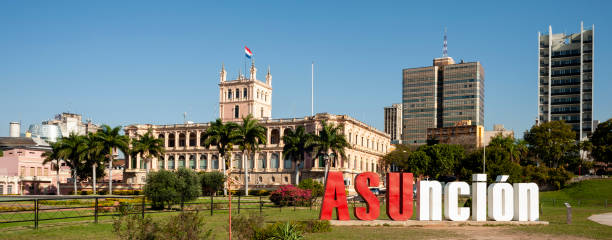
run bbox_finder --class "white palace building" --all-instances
[123,63,391,191]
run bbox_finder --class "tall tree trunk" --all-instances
[109,153,113,195]
[56,159,61,195]
[295,159,300,185]
[73,169,77,195]
[222,155,227,196]
[93,162,97,194]
[244,151,249,196]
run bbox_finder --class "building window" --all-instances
[44,168,49,176]
[318,155,325,168]
[158,134,165,147]
[235,105,239,119]
[284,155,292,169]
[158,157,165,170]
[271,176,276,183]
[259,154,266,169]
[0,185,3,195]
[243,88,248,99]
[284,176,289,183]
[200,155,208,170]
[30,167,35,176]
[7,185,12,194]
[179,133,186,147]
[212,155,219,169]
[260,107,264,118]
[233,154,242,169]
[20,166,25,176]
[270,129,280,144]
[228,90,232,99]
[235,88,240,98]
[168,134,175,147]
[189,155,196,169]
[189,133,196,147]
[271,153,279,169]
[178,155,186,168]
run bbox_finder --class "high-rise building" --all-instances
[402,57,484,145]
[538,22,594,140]
[384,103,402,144]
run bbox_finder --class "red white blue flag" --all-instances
[245,46,253,58]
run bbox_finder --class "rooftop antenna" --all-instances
[311,61,314,116]
[183,112,187,124]
[443,27,448,57]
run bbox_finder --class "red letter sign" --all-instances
[386,172,414,220]
[319,171,350,220]
[354,172,380,220]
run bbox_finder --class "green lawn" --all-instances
[1,179,611,239]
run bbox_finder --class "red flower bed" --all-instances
[269,185,312,206]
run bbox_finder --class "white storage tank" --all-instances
[9,122,20,137]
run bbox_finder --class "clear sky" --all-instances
[1,0,610,138]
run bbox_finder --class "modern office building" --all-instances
[384,103,402,144]
[402,55,484,145]
[538,22,594,140]
[124,62,391,191]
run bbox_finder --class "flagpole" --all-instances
[311,61,314,116]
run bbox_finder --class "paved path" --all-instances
[588,212,612,226]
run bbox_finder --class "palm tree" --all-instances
[42,142,63,195]
[81,132,104,194]
[282,126,311,185]
[236,115,267,196]
[132,129,165,175]
[201,118,240,195]
[57,133,87,195]
[95,125,130,195]
[0,150,3,157]
[201,118,240,240]
[308,121,350,181]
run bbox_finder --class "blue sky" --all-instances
[1,0,610,138]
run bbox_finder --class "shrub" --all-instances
[264,222,304,240]
[199,171,225,196]
[231,214,265,240]
[255,189,271,196]
[296,220,331,233]
[175,168,201,210]
[143,170,179,210]
[112,205,159,240]
[113,207,212,240]
[160,210,213,240]
[298,178,323,198]
[269,185,311,206]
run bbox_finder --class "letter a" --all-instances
[319,171,350,220]
[354,172,380,220]
[386,172,413,221]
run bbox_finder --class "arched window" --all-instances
[189,133,196,147]
[179,133,186,147]
[158,156,165,170]
[212,155,219,169]
[228,89,232,99]
[168,156,175,170]
[200,155,208,170]
[158,134,165,147]
[233,153,242,169]
[178,155,186,168]
[348,133,352,143]
[234,105,239,119]
[243,88,248,99]
[257,90,260,99]
[270,129,280,144]
[282,128,292,144]
[247,154,254,169]
[189,155,196,169]
[258,154,266,169]
[271,153,279,169]
[284,154,292,169]
[235,88,239,98]
[200,133,206,147]
[168,134,175,147]
[318,155,325,168]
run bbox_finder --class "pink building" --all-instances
[0,137,70,195]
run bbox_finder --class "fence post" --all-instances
[565,202,572,224]
[141,196,145,218]
[605,200,608,208]
[34,199,39,229]
[238,195,241,214]
[210,195,214,216]
[259,196,262,215]
[94,197,99,224]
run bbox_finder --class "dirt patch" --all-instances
[423,225,593,240]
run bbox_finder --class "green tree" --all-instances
[81,132,105,194]
[42,142,63,195]
[283,126,312,185]
[308,121,350,181]
[235,114,267,196]
[298,178,324,198]
[143,169,179,210]
[57,133,87,195]
[175,168,201,210]
[132,129,165,174]
[590,119,612,168]
[418,144,464,179]
[201,118,240,195]
[96,125,130,195]
[199,171,225,196]
[524,121,577,168]
[488,134,527,164]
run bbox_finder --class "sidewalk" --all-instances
[588,212,612,226]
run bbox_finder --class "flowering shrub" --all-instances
[269,185,312,206]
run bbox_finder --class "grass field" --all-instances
[0,179,610,240]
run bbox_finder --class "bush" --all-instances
[264,222,304,240]
[160,210,213,240]
[199,171,225,196]
[112,205,159,240]
[298,178,323,198]
[231,214,265,240]
[143,170,179,210]
[254,189,271,196]
[113,207,212,240]
[175,168,201,210]
[296,220,331,233]
[269,185,312,206]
